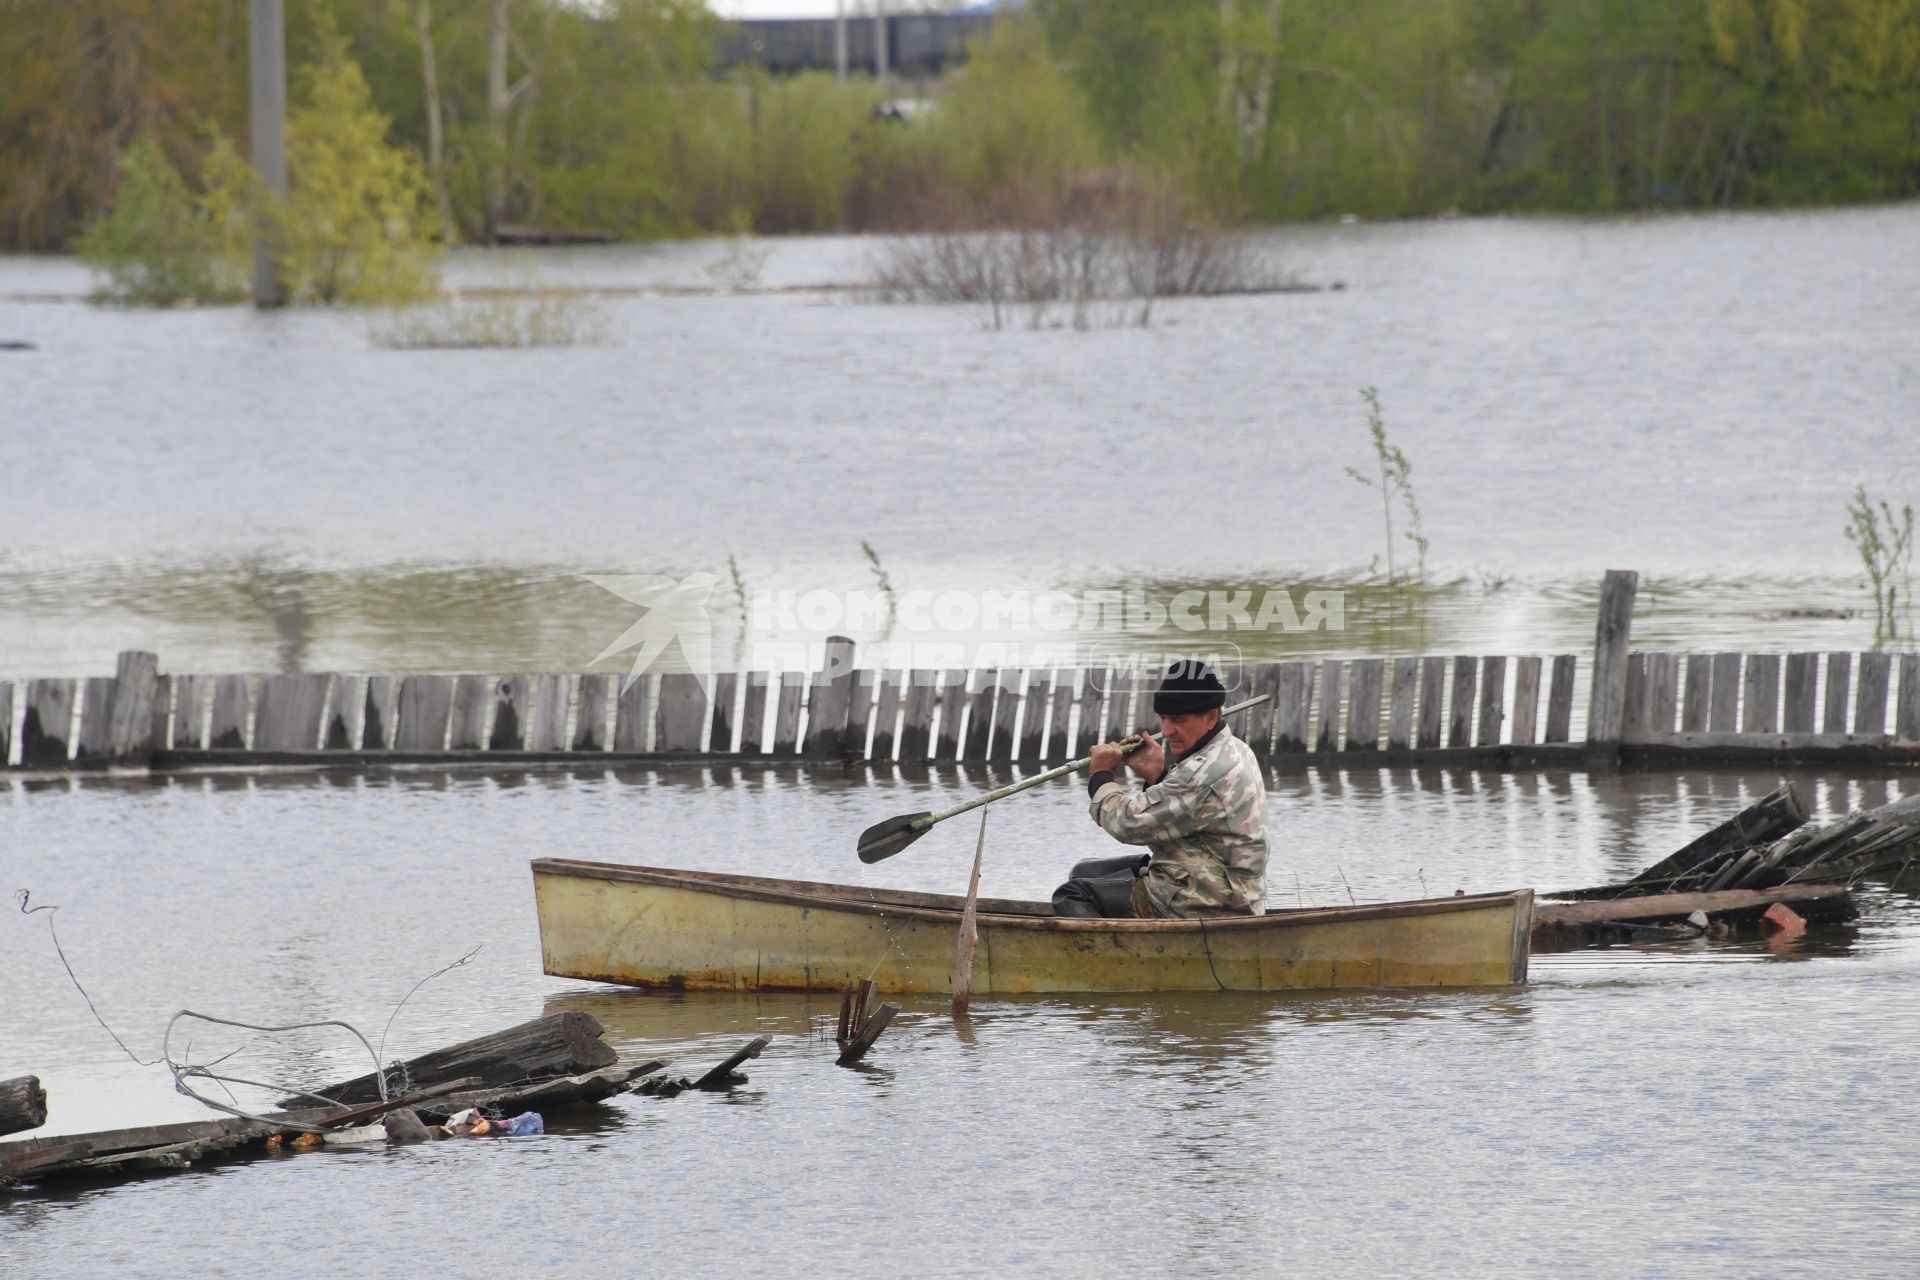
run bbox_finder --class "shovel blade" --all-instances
[857,811,933,863]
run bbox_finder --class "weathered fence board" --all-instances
[1586,569,1639,751]
[613,675,656,752]
[899,671,937,762]
[1314,660,1343,753]
[108,651,160,765]
[1477,656,1508,747]
[964,669,999,762]
[1708,653,1741,733]
[1822,653,1853,735]
[772,672,805,754]
[488,675,530,751]
[0,681,10,766]
[1272,662,1311,753]
[254,674,329,752]
[394,676,452,752]
[1418,656,1447,749]
[871,671,904,760]
[74,676,116,761]
[1782,653,1818,734]
[528,674,570,752]
[1046,678,1073,763]
[449,675,491,751]
[986,669,1018,764]
[1646,653,1678,739]
[1103,670,1136,741]
[1074,668,1106,756]
[1856,653,1891,736]
[1899,655,1920,740]
[1387,657,1419,750]
[706,672,739,756]
[1247,662,1280,756]
[1681,655,1712,733]
[170,675,211,750]
[1447,658,1476,749]
[802,637,857,759]
[1740,654,1781,735]
[1544,655,1576,744]
[573,674,614,752]
[740,671,772,753]
[149,673,173,756]
[657,673,710,753]
[1346,659,1383,751]
[1622,653,1648,739]
[1510,656,1541,747]
[1018,672,1050,765]
[361,675,399,751]
[21,678,75,766]
[322,675,356,749]
[843,670,875,761]
[934,669,967,762]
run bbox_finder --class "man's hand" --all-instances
[1088,740,1126,776]
[1122,728,1165,785]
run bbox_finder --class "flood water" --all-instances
[5,763,1920,1276]
[3,204,1918,681]
[5,208,1920,1274]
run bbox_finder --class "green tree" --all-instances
[75,136,247,304]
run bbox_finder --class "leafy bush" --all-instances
[75,137,248,305]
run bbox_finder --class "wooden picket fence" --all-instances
[3,572,1917,772]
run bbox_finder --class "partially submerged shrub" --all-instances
[369,289,604,349]
[75,137,248,305]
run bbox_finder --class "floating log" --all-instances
[0,1076,47,1137]
[287,1010,618,1107]
[692,1036,770,1091]
[1532,883,1854,949]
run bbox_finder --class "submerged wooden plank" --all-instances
[1346,659,1383,751]
[1314,660,1343,753]
[73,676,116,761]
[1510,656,1541,747]
[656,673,709,753]
[1708,653,1741,733]
[613,675,656,753]
[393,675,453,752]
[528,673,571,752]
[1018,671,1050,765]
[1273,662,1311,754]
[1535,883,1848,930]
[1447,657,1476,749]
[361,675,399,751]
[1544,655,1576,744]
[1857,652,1892,736]
[1386,657,1419,750]
[1823,652,1853,735]
[1783,652,1818,734]
[1742,654,1781,735]
[1681,654,1712,733]
[448,675,491,751]
[1477,655,1508,747]
[772,671,804,754]
[489,675,531,751]
[22,678,75,766]
[572,673,614,752]
[707,672,740,755]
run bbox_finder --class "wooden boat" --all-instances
[532,858,1534,994]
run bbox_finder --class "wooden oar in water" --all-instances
[855,692,1271,863]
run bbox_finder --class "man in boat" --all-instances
[1051,659,1270,918]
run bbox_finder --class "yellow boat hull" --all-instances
[533,859,1532,994]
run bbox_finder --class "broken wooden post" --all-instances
[836,996,899,1068]
[1586,569,1639,760]
[107,650,160,767]
[692,1035,770,1090]
[802,636,858,760]
[1629,783,1808,887]
[952,810,987,1017]
[0,1076,48,1137]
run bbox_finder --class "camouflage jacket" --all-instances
[1087,722,1270,917]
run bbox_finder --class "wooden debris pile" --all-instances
[1,1011,772,1194]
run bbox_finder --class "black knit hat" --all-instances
[1151,659,1227,716]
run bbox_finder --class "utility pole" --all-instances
[875,0,888,86]
[249,0,288,308]
[834,0,847,83]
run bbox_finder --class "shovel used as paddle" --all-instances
[854,692,1271,863]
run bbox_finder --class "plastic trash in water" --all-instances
[501,1111,543,1136]
[443,1107,542,1137]
[324,1124,389,1146]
